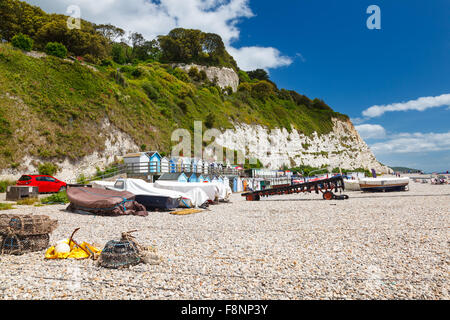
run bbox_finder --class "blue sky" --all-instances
[25,0,450,172]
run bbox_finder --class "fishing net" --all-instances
[98,231,161,269]
[1,234,50,255]
[0,214,57,255]
[0,214,58,236]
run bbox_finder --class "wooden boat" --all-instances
[359,177,410,192]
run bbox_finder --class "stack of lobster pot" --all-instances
[0,214,58,255]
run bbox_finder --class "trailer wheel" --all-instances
[323,191,333,200]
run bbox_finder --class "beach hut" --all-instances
[203,175,211,183]
[203,160,210,175]
[181,157,192,172]
[191,158,199,174]
[232,176,243,192]
[169,158,178,173]
[157,172,188,183]
[196,159,204,174]
[197,174,205,183]
[146,151,161,173]
[160,157,170,173]
[187,173,198,183]
[122,152,149,174]
[211,175,219,183]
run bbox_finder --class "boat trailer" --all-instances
[242,176,349,201]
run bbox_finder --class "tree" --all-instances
[45,42,67,58]
[95,24,125,42]
[11,33,33,51]
[251,80,275,100]
[158,28,238,70]
[111,42,127,64]
[247,69,269,81]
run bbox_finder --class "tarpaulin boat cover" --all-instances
[109,179,209,208]
[66,187,148,216]
[90,181,116,189]
[211,182,232,201]
[154,181,219,202]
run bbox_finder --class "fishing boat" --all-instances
[343,179,361,191]
[359,177,410,192]
[107,178,183,210]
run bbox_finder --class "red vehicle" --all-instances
[16,175,67,193]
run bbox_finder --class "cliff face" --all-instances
[0,117,389,182]
[214,118,390,173]
[175,63,240,92]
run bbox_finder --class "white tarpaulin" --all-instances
[108,179,209,208]
[154,181,219,202]
[91,181,116,189]
[211,182,232,201]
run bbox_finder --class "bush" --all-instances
[0,203,15,211]
[172,68,190,82]
[101,59,113,67]
[205,112,215,128]
[38,162,59,176]
[251,80,275,100]
[142,82,160,100]
[16,197,39,205]
[11,33,33,51]
[45,42,68,58]
[238,83,252,93]
[41,191,69,204]
[188,67,199,80]
[223,86,233,95]
[0,180,16,193]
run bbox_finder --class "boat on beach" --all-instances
[359,177,410,192]
[343,179,361,191]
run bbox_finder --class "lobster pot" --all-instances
[98,240,143,269]
[1,234,50,255]
[0,214,58,236]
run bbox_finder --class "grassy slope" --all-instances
[0,43,348,170]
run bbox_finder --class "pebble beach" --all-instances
[0,182,448,300]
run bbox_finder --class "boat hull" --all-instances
[135,195,180,210]
[359,177,409,192]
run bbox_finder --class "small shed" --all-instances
[203,160,210,174]
[191,158,199,174]
[196,159,204,174]
[157,172,188,183]
[123,152,148,174]
[146,151,161,173]
[169,158,178,173]
[160,157,170,173]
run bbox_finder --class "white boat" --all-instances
[359,177,410,192]
[108,178,209,208]
[344,179,361,191]
[154,180,220,202]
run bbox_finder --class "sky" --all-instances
[23,0,450,172]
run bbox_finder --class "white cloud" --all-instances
[369,131,450,154]
[362,93,450,118]
[355,124,386,139]
[227,46,293,71]
[23,0,292,70]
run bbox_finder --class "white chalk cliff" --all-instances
[213,118,390,173]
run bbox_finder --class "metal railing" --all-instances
[124,162,243,177]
